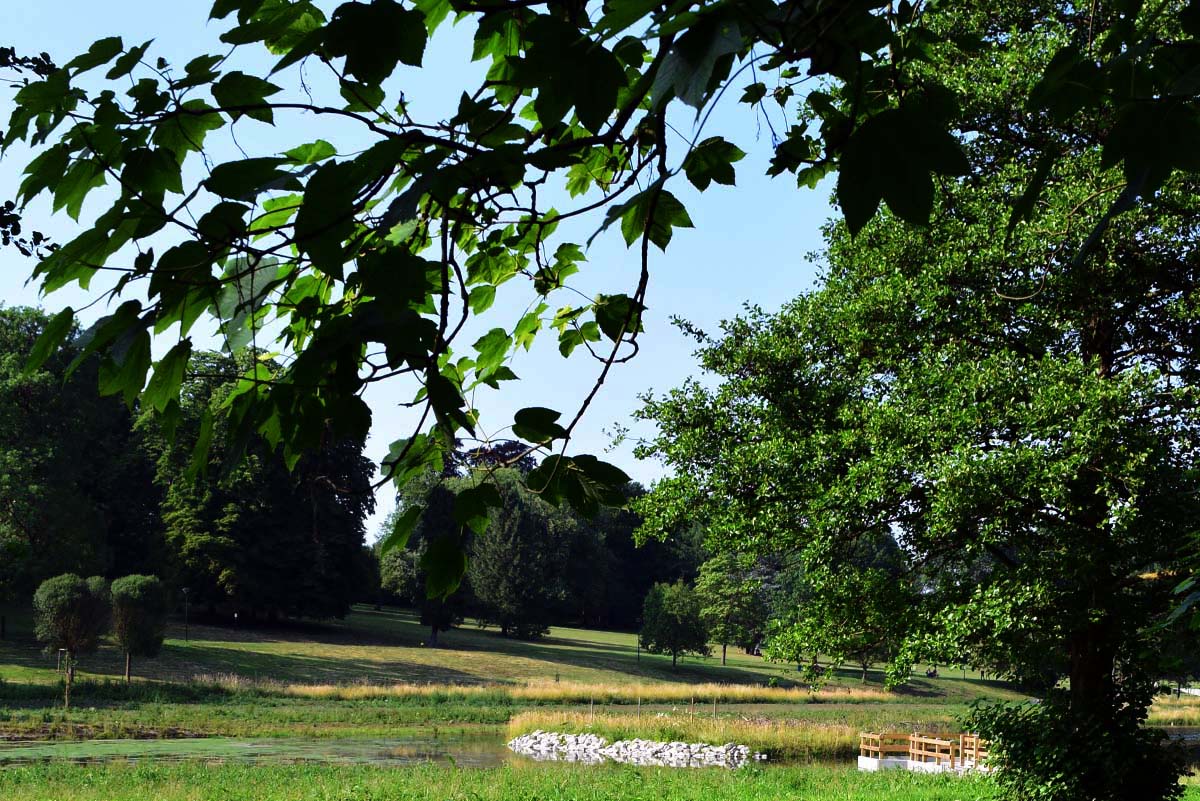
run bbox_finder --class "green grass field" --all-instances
[0,761,1008,801]
[0,603,1023,744]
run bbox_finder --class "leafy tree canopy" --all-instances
[10,0,1199,592]
[635,4,1200,798]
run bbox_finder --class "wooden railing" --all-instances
[859,732,911,759]
[858,731,989,770]
[910,733,958,768]
[959,733,989,764]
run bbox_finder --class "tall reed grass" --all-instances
[254,678,896,705]
[505,709,864,760]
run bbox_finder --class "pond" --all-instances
[0,734,514,767]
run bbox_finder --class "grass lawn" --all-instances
[0,602,1025,743]
[0,761,1007,801]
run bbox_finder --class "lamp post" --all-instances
[182,587,190,642]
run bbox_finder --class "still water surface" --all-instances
[0,734,514,767]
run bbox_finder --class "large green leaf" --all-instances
[324,0,427,85]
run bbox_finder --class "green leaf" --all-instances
[106,41,152,80]
[595,184,693,250]
[66,300,144,378]
[468,285,496,314]
[66,37,124,75]
[379,504,422,555]
[52,159,105,221]
[836,106,967,234]
[473,328,511,374]
[651,16,741,110]
[294,161,358,276]
[284,139,337,164]
[324,0,428,85]
[143,340,193,413]
[426,371,475,435]
[421,531,469,598]
[212,71,283,122]
[98,326,153,406]
[185,409,216,483]
[513,406,568,444]
[24,307,74,376]
[740,82,767,104]
[593,293,644,342]
[413,0,451,33]
[204,157,292,199]
[682,136,745,191]
[453,483,503,535]
[152,100,225,162]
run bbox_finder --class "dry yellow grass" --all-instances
[193,676,897,705]
[505,709,862,759]
[1149,694,1200,726]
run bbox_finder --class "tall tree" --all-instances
[637,5,1200,798]
[381,475,473,645]
[0,306,163,600]
[466,469,577,639]
[695,553,767,665]
[147,351,376,619]
[639,580,709,669]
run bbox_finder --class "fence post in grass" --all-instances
[713,696,718,719]
[638,697,642,720]
[589,697,594,723]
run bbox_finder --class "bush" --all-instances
[32,573,110,708]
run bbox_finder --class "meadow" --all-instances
[0,602,1170,800]
[0,604,1022,743]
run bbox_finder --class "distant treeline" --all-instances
[0,306,375,620]
[374,467,704,638]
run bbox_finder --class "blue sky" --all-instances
[0,0,834,537]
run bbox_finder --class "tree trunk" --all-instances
[722,644,727,666]
[64,654,73,711]
[672,652,677,669]
[1,614,6,639]
[861,661,869,683]
[429,625,439,647]
[1067,619,1121,798]
[125,651,132,684]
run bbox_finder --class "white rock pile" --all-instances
[507,730,766,768]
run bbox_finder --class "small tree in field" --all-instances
[695,553,768,665]
[110,575,168,683]
[33,574,110,709]
[640,581,710,669]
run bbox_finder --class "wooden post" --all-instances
[589,697,594,723]
[637,697,641,720]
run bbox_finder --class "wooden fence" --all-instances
[859,731,989,771]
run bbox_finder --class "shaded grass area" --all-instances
[0,761,1006,801]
